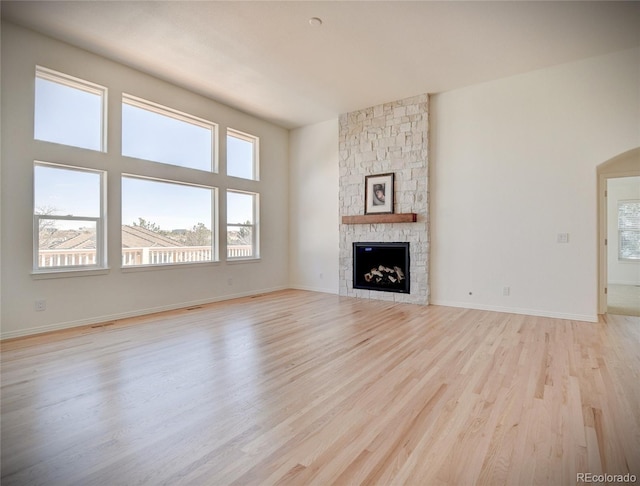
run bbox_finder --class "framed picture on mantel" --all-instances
[365,173,394,214]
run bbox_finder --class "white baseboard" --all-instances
[430,300,598,323]
[1,286,289,340]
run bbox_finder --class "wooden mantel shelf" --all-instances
[342,213,418,224]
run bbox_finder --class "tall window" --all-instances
[34,163,106,271]
[35,66,107,152]
[227,129,258,180]
[122,176,216,266]
[122,94,217,172]
[618,200,640,260]
[227,190,258,259]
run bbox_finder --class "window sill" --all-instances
[121,261,220,272]
[617,258,640,263]
[226,257,261,264]
[31,267,110,280]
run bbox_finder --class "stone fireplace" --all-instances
[339,94,429,304]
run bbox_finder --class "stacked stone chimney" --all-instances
[339,94,429,304]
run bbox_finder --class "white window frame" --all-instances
[122,93,219,172]
[227,128,259,181]
[35,66,108,152]
[33,162,107,273]
[618,199,640,261]
[227,190,259,260]
[121,174,219,267]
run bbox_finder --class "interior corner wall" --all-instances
[288,119,340,294]
[430,47,640,322]
[0,22,290,338]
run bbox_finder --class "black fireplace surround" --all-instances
[353,242,410,294]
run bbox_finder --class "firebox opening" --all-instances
[353,242,410,294]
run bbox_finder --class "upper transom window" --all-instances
[227,129,259,180]
[35,66,107,152]
[122,94,217,172]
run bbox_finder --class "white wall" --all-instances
[1,22,290,338]
[607,177,640,285]
[289,119,339,294]
[430,47,640,321]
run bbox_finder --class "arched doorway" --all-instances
[597,147,640,315]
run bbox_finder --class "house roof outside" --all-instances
[42,225,185,250]
[121,225,185,249]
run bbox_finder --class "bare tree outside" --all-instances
[35,205,60,248]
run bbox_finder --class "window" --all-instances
[34,163,106,271]
[122,176,217,266]
[35,66,106,151]
[122,94,217,172]
[227,129,258,180]
[618,200,640,260]
[227,190,258,259]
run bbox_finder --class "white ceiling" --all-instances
[2,1,639,129]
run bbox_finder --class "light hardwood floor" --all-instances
[2,290,639,485]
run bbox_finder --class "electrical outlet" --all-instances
[227,278,233,286]
[35,300,46,312]
[503,286,510,296]
[557,233,570,243]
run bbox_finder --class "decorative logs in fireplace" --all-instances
[353,242,410,294]
[363,265,405,286]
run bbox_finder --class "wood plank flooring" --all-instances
[1,290,639,485]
